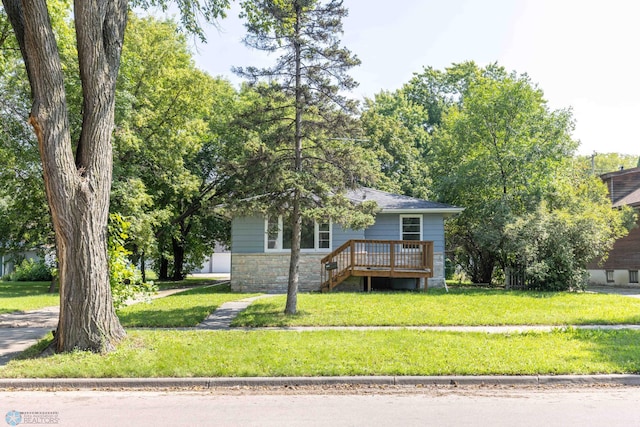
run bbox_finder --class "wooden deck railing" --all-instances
[320,239,434,292]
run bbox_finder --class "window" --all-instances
[265,215,331,251]
[400,215,422,241]
[606,270,614,283]
[630,270,639,284]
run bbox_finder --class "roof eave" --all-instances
[381,208,465,217]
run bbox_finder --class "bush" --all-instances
[504,200,635,291]
[9,258,53,282]
[109,213,157,309]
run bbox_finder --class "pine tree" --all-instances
[234,0,375,314]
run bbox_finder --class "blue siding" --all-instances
[364,213,445,252]
[332,223,365,248]
[232,216,265,253]
[423,215,445,252]
[232,212,446,254]
[364,214,398,240]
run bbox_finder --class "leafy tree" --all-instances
[504,174,636,290]
[574,152,639,175]
[0,6,49,253]
[107,213,156,309]
[113,15,237,281]
[360,90,431,199]
[1,0,229,353]
[234,0,377,314]
[428,63,577,283]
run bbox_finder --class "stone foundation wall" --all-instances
[231,253,326,293]
[231,251,446,292]
[428,252,446,288]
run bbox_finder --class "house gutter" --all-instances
[381,208,465,217]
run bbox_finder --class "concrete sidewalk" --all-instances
[197,294,279,329]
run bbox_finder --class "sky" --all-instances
[183,0,640,157]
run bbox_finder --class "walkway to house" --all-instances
[197,295,280,330]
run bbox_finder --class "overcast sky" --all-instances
[182,0,640,157]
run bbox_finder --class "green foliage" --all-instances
[360,90,432,199]
[108,213,157,309]
[113,14,239,279]
[227,84,379,229]
[504,177,636,291]
[574,152,639,175]
[231,0,379,228]
[132,0,230,42]
[7,258,52,282]
[411,62,582,284]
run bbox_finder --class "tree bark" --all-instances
[159,257,169,281]
[3,0,127,352]
[284,3,303,315]
[171,236,186,281]
[140,251,146,283]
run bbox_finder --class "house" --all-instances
[230,187,463,293]
[0,250,41,278]
[588,167,640,286]
[195,242,231,274]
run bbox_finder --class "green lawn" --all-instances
[117,284,259,327]
[3,328,639,377]
[233,289,640,327]
[154,276,228,290]
[0,281,58,314]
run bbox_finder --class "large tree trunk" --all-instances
[3,0,127,352]
[171,236,186,281]
[285,193,301,315]
[159,257,169,281]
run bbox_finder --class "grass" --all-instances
[0,278,230,320]
[3,328,640,377]
[0,281,58,314]
[232,289,640,327]
[116,284,259,327]
[154,276,229,290]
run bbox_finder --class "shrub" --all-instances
[108,213,157,309]
[9,258,53,282]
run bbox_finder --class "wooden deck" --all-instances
[320,239,434,292]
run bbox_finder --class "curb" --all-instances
[1,374,640,390]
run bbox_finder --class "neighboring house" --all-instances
[196,242,231,274]
[588,167,640,286]
[230,187,463,293]
[0,250,41,278]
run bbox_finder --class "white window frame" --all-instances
[400,214,423,241]
[630,270,639,284]
[265,216,332,252]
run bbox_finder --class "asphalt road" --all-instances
[1,385,639,427]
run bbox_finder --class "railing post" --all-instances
[350,240,355,271]
[390,242,395,273]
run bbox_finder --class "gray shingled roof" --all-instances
[346,187,463,214]
[613,187,640,208]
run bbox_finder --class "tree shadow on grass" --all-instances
[117,305,218,328]
[569,329,640,374]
